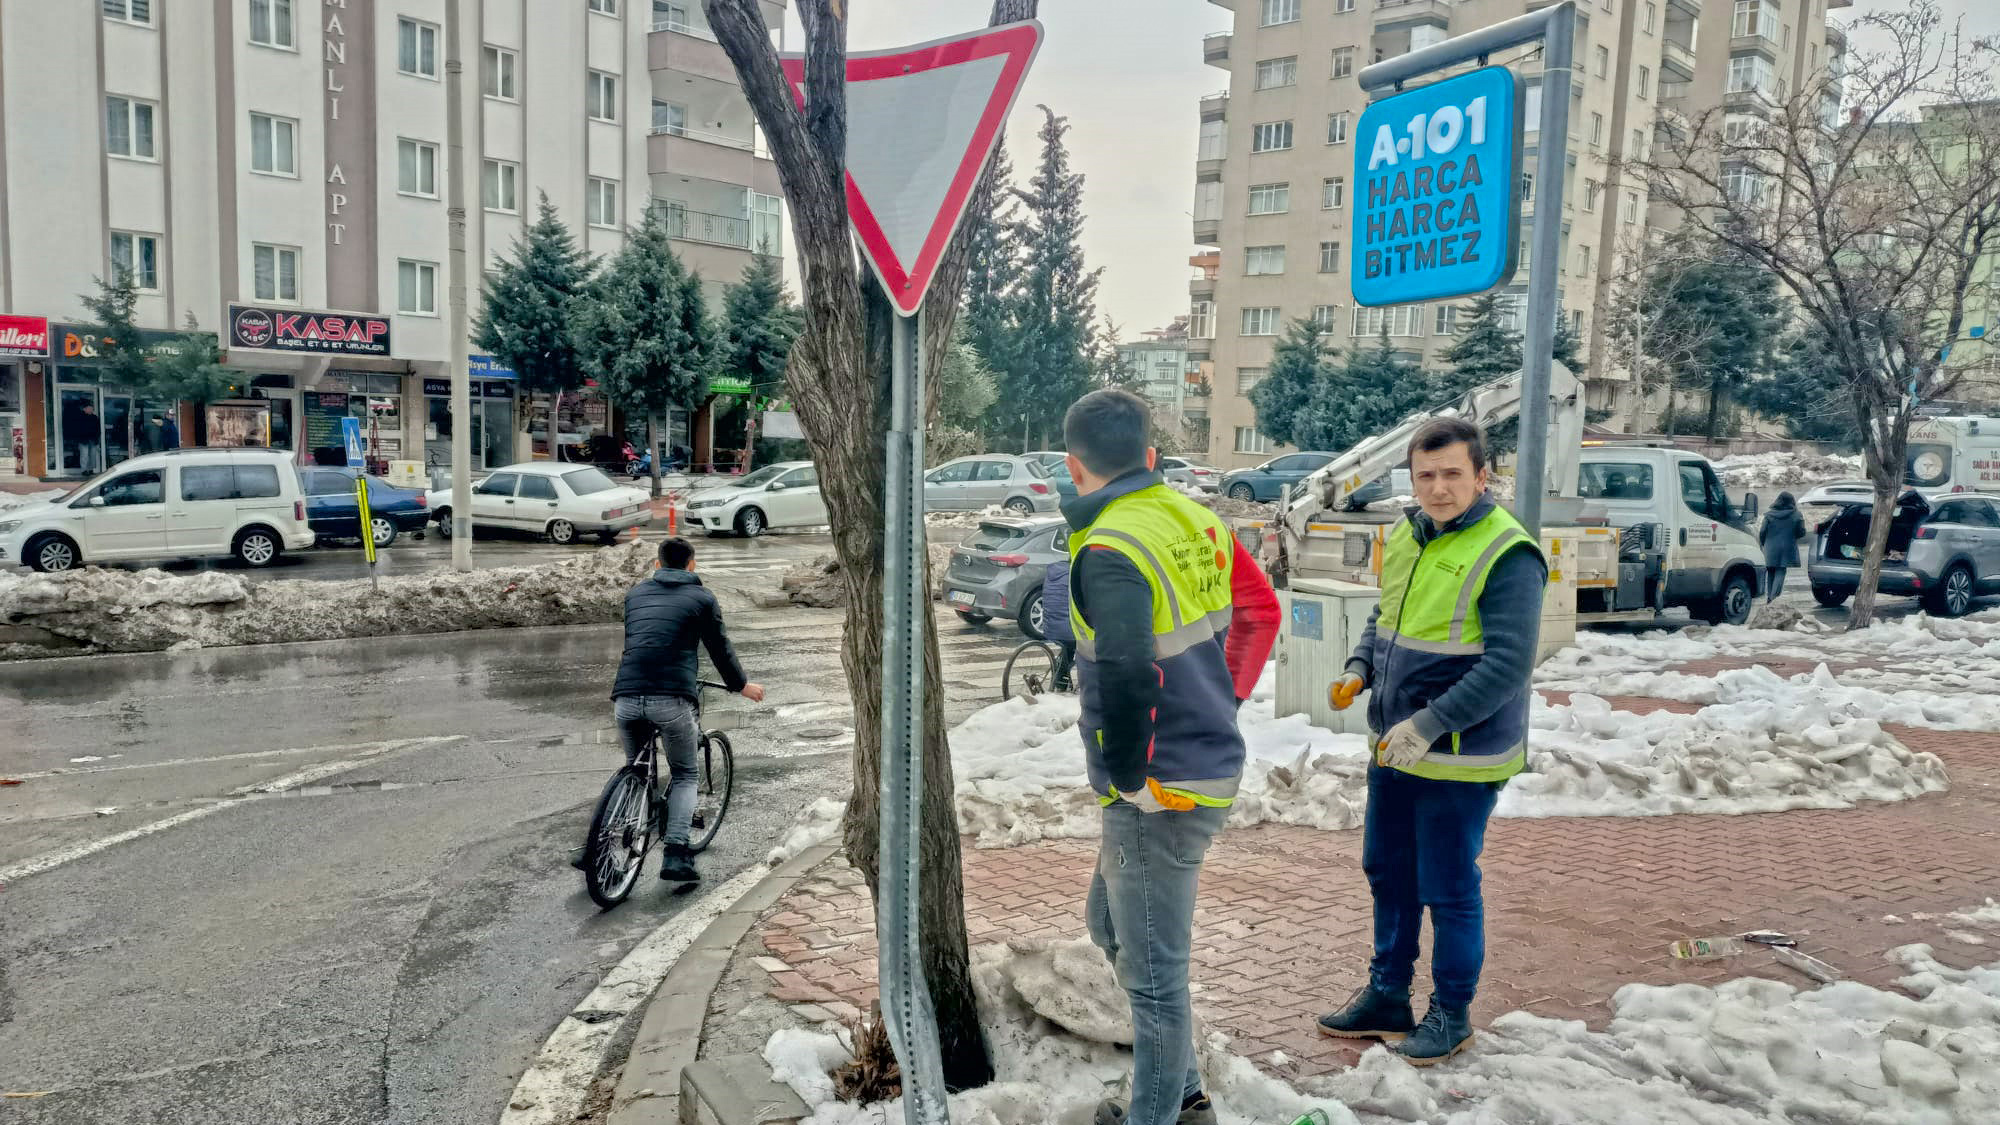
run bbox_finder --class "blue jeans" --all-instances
[1362,764,1502,1010]
[1087,800,1228,1125]
[613,694,699,848]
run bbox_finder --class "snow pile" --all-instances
[766,924,2000,1125]
[1543,660,2000,733]
[769,796,845,866]
[0,539,717,654]
[777,544,956,609]
[927,505,1019,533]
[1713,449,1863,489]
[0,488,64,514]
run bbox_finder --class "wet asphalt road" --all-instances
[0,599,1031,1125]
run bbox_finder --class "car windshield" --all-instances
[965,523,1030,550]
[560,468,619,495]
[734,465,790,489]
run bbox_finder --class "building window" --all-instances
[1327,112,1351,145]
[1732,0,1779,39]
[588,72,620,122]
[1644,1,1656,32]
[1235,427,1270,454]
[1727,54,1775,97]
[1723,163,1764,204]
[653,100,688,135]
[110,232,160,292]
[1583,179,1600,212]
[589,0,619,12]
[398,260,438,315]
[1434,305,1460,336]
[1623,191,1639,223]
[1352,304,1425,337]
[1189,300,1215,339]
[1336,0,1356,12]
[104,95,157,160]
[483,46,518,100]
[398,18,439,78]
[253,243,299,302]
[1331,47,1355,79]
[1319,241,1341,273]
[587,178,619,227]
[249,113,297,176]
[102,0,152,25]
[1241,307,1280,336]
[1247,182,1290,215]
[751,192,782,254]
[1632,129,1645,158]
[1638,65,1651,98]
[1321,176,1345,210]
[1237,368,1266,395]
[1522,172,1534,202]
[1255,56,1298,90]
[1245,246,1286,275]
[1260,0,1300,27]
[249,0,294,48]
[1578,244,1594,275]
[1595,44,1609,78]
[1251,121,1293,153]
[1590,112,1605,146]
[1310,304,1339,329]
[482,160,519,213]
[397,139,438,197]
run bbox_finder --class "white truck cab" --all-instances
[1569,444,1766,623]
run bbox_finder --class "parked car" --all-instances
[303,467,429,548]
[0,448,315,572]
[923,455,1059,513]
[430,463,652,545]
[1160,456,1222,492]
[682,462,826,537]
[1343,468,1415,510]
[1805,486,2000,617]
[1023,450,1067,472]
[941,515,1069,637]
[1043,459,1079,502]
[1219,452,1337,503]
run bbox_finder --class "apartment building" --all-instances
[1192,0,1841,468]
[0,0,783,482]
[1117,320,1198,443]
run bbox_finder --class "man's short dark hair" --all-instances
[1407,417,1489,473]
[1063,389,1152,479]
[660,537,695,569]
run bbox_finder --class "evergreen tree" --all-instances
[1552,306,1582,371]
[1736,331,1864,449]
[1000,107,1103,449]
[928,323,999,460]
[1438,292,1522,398]
[961,140,1025,399]
[150,312,241,446]
[1248,318,1334,448]
[475,193,595,438]
[1313,330,1433,452]
[714,252,802,399]
[568,207,712,497]
[77,273,152,391]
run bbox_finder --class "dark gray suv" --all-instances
[941,516,1069,637]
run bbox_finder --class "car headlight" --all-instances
[0,520,18,535]
[688,498,720,510]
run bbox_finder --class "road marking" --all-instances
[4,740,415,782]
[498,863,769,1125]
[0,737,461,885]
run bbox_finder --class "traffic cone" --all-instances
[628,525,640,543]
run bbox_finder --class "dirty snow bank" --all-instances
[0,539,731,654]
[1713,449,1863,489]
[767,918,2000,1125]
[777,543,955,609]
[926,505,1020,533]
[944,664,1944,847]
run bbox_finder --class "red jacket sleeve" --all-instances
[1224,540,1281,701]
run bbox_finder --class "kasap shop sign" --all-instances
[228,302,392,357]
[1351,65,1524,306]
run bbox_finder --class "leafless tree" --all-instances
[1641,1,2000,627]
[700,0,1041,1088]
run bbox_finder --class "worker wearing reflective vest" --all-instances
[1319,416,1547,1067]
[1061,390,1280,1125]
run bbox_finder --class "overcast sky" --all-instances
[782,1,1997,341]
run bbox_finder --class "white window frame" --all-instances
[249,113,298,177]
[1727,54,1774,97]
[252,243,300,303]
[1247,182,1290,215]
[104,95,157,161]
[1259,0,1300,27]
[1591,112,1605,146]
[653,100,689,136]
[1326,112,1350,145]
[1336,0,1356,12]
[1644,1,1656,32]
[398,18,440,79]
[1236,367,1266,396]
[1732,0,1779,40]
[398,259,439,316]
[482,159,519,214]
[587,178,620,228]
[1319,241,1341,273]
[1240,307,1280,336]
[1351,304,1426,338]
[102,0,152,26]
[1638,65,1652,98]
[587,71,620,122]
[1321,176,1345,210]
[1234,427,1270,455]
[1583,179,1600,212]
[1310,304,1339,329]
[483,46,518,101]
[1189,300,1216,340]
[109,231,160,292]
[1254,56,1298,90]
[1244,245,1286,275]
[249,0,295,49]
[589,0,619,13]
[1595,44,1609,78]
[397,138,439,198]
[1434,306,1460,336]
[1331,47,1355,80]
[1251,121,1293,153]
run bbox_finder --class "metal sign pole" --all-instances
[878,308,948,1124]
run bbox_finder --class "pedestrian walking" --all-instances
[1320,416,1547,1066]
[1061,389,1280,1125]
[1759,492,1808,602]
[76,403,102,474]
[158,413,180,451]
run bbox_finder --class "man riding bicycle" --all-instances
[608,537,764,883]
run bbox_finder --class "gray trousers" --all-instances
[613,694,700,848]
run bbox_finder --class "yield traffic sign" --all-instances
[780,22,1043,317]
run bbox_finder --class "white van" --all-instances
[1905,415,2000,495]
[0,448,315,572]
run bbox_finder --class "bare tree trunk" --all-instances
[648,413,663,498]
[1850,402,1910,630]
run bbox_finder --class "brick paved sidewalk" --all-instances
[748,698,2000,1079]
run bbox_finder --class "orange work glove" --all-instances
[1329,672,1365,711]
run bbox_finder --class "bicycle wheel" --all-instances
[583,766,655,910]
[1002,641,1062,702]
[687,732,734,854]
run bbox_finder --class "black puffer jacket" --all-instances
[611,569,748,702]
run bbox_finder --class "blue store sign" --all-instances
[1351,65,1524,307]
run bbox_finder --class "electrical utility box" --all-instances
[1274,578,1382,736]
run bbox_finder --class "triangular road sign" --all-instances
[781,22,1043,317]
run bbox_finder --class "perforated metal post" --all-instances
[878,310,949,1123]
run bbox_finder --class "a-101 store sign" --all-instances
[228,303,392,357]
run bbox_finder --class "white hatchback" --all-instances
[0,448,316,572]
[430,462,653,545]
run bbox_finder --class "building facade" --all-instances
[1192,0,1843,468]
[0,0,783,482]
[1117,320,1197,441]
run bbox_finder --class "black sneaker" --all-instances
[1093,1093,1216,1125]
[1316,984,1415,1040]
[658,845,699,883]
[1393,1001,1472,1066]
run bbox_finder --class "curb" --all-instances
[607,841,841,1125]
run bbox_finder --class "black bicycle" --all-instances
[1001,640,1075,702]
[582,682,736,910]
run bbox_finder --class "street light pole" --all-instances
[444,0,473,570]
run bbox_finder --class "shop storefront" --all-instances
[0,314,48,475]
[41,322,191,479]
[227,303,396,469]
[202,373,301,454]
[303,371,404,467]
[422,375,517,470]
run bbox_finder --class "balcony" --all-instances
[1730,32,1780,60]
[1193,215,1221,245]
[650,20,737,85]
[1373,0,1452,31]
[1662,39,1697,81]
[1667,0,1702,14]
[1824,23,1846,50]
[1203,32,1231,69]
[1200,90,1229,122]
[648,129,780,197]
[651,202,757,250]
[1190,275,1215,301]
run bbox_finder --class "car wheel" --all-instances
[234,526,282,568]
[598,531,622,546]
[1701,571,1754,625]
[547,518,579,545]
[1018,589,1046,641]
[370,517,398,549]
[955,610,993,626]
[1925,564,1976,618]
[434,508,453,539]
[26,532,80,573]
[1004,497,1035,515]
[1811,585,1849,608]
[735,506,766,538]
[1229,483,1257,503]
